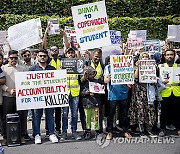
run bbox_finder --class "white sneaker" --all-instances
[49,134,58,143]
[35,134,41,144]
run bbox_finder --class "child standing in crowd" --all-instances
[81,66,103,139]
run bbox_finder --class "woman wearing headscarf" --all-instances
[128,52,157,136]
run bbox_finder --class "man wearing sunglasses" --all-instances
[29,49,58,144]
[47,45,62,138]
[1,50,27,145]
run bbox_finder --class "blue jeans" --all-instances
[62,96,79,133]
[32,108,55,136]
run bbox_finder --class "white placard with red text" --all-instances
[15,70,69,110]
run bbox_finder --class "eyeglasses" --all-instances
[23,54,30,58]
[50,48,58,52]
[9,57,18,60]
[38,55,47,58]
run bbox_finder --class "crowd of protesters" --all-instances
[0,24,179,146]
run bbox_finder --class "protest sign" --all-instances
[139,60,157,83]
[167,25,180,42]
[110,30,121,45]
[71,1,111,50]
[61,58,84,74]
[15,70,69,110]
[110,55,134,85]
[89,82,105,94]
[127,38,143,49]
[160,67,180,82]
[8,18,42,51]
[144,40,161,53]
[0,44,10,59]
[101,30,122,63]
[64,26,78,49]
[47,19,60,35]
[0,31,8,44]
[128,30,147,41]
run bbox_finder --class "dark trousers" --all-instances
[2,96,27,138]
[107,99,129,133]
[160,94,180,130]
[78,97,86,130]
[55,107,61,132]
[0,105,3,134]
[153,100,159,128]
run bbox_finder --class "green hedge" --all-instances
[0,14,180,48]
[0,0,179,18]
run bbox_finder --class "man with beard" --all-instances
[86,49,104,134]
[29,49,58,144]
[48,45,62,138]
[20,49,37,70]
[20,49,36,141]
[158,49,180,136]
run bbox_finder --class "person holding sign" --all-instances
[29,49,58,144]
[158,49,180,137]
[81,66,103,139]
[60,48,81,141]
[104,61,131,139]
[41,23,70,55]
[1,50,27,145]
[129,52,156,137]
[88,49,104,133]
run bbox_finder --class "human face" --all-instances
[50,46,59,58]
[66,50,75,58]
[8,54,18,66]
[22,51,31,63]
[88,71,96,80]
[165,51,175,63]
[142,53,149,60]
[37,52,48,63]
[93,52,100,64]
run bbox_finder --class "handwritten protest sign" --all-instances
[47,19,60,35]
[15,70,69,110]
[89,82,105,94]
[110,55,134,85]
[167,25,180,42]
[110,30,121,45]
[160,67,180,82]
[127,38,143,49]
[64,26,78,49]
[128,30,147,41]
[61,58,84,74]
[139,60,157,83]
[8,18,42,51]
[144,40,161,53]
[0,31,8,44]
[71,1,111,50]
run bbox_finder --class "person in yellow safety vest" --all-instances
[90,49,104,81]
[158,49,180,137]
[60,47,81,141]
[89,48,104,134]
